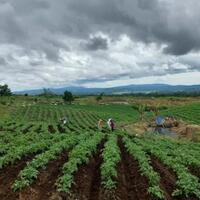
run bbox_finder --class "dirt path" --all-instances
[151,156,198,200]
[19,151,68,200]
[0,156,33,200]
[116,139,154,200]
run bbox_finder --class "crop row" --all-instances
[57,132,104,192]
[161,103,200,124]
[13,132,91,191]
[134,137,200,198]
[101,134,121,189]
[0,133,70,169]
[123,136,164,199]
[11,105,99,125]
[142,136,200,168]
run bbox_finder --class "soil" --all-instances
[116,139,154,200]
[60,142,104,200]
[122,122,149,136]
[189,166,200,179]
[151,156,178,200]
[151,156,198,200]
[1,138,199,200]
[0,155,34,200]
[19,151,69,200]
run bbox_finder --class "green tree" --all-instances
[138,104,146,121]
[96,92,104,102]
[0,84,12,96]
[132,104,146,121]
[63,90,74,104]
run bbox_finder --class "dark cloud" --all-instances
[10,0,49,14]
[68,0,200,55]
[0,57,6,65]
[76,72,131,84]
[1,0,200,56]
[83,35,108,51]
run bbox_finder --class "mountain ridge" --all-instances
[14,84,200,95]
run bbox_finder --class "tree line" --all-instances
[0,84,12,96]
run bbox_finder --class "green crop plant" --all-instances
[12,133,90,191]
[101,134,121,189]
[135,137,200,199]
[57,132,104,192]
[161,103,200,125]
[0,133,67,168]
[123,136,165,199]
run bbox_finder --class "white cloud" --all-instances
[0,33,200,91]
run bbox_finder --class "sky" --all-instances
[0,0,200,91]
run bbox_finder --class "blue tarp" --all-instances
[156,116,165,126]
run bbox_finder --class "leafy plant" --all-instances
[57,133,104,192]
[101,134,121,189]
[123,136,165,199]
[135,137,200,199]
[13,133,89,191]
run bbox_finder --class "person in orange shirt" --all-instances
[98,119,104,131]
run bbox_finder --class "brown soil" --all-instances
[151,156,198,200]
[115,139,154,200]
[151,156,178,200]
[0,155,33,200]
[122,122,149,136]
[189,166,200,179]
[1,138,199,200]
[19,151,69,200]
[61,142,104,200]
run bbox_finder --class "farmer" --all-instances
[107,118,115,132]
[60,117,68,126]
[98,119,104,131]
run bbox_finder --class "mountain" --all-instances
[14,84,200,95]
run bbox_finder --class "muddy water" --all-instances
[154,127,177,137]
[147,126,178,137]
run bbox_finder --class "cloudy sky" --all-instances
[0,0,200,91]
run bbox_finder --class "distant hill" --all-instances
[14,84,200,95]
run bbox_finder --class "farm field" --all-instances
[161,103,200,125]
[0,98,200,200]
